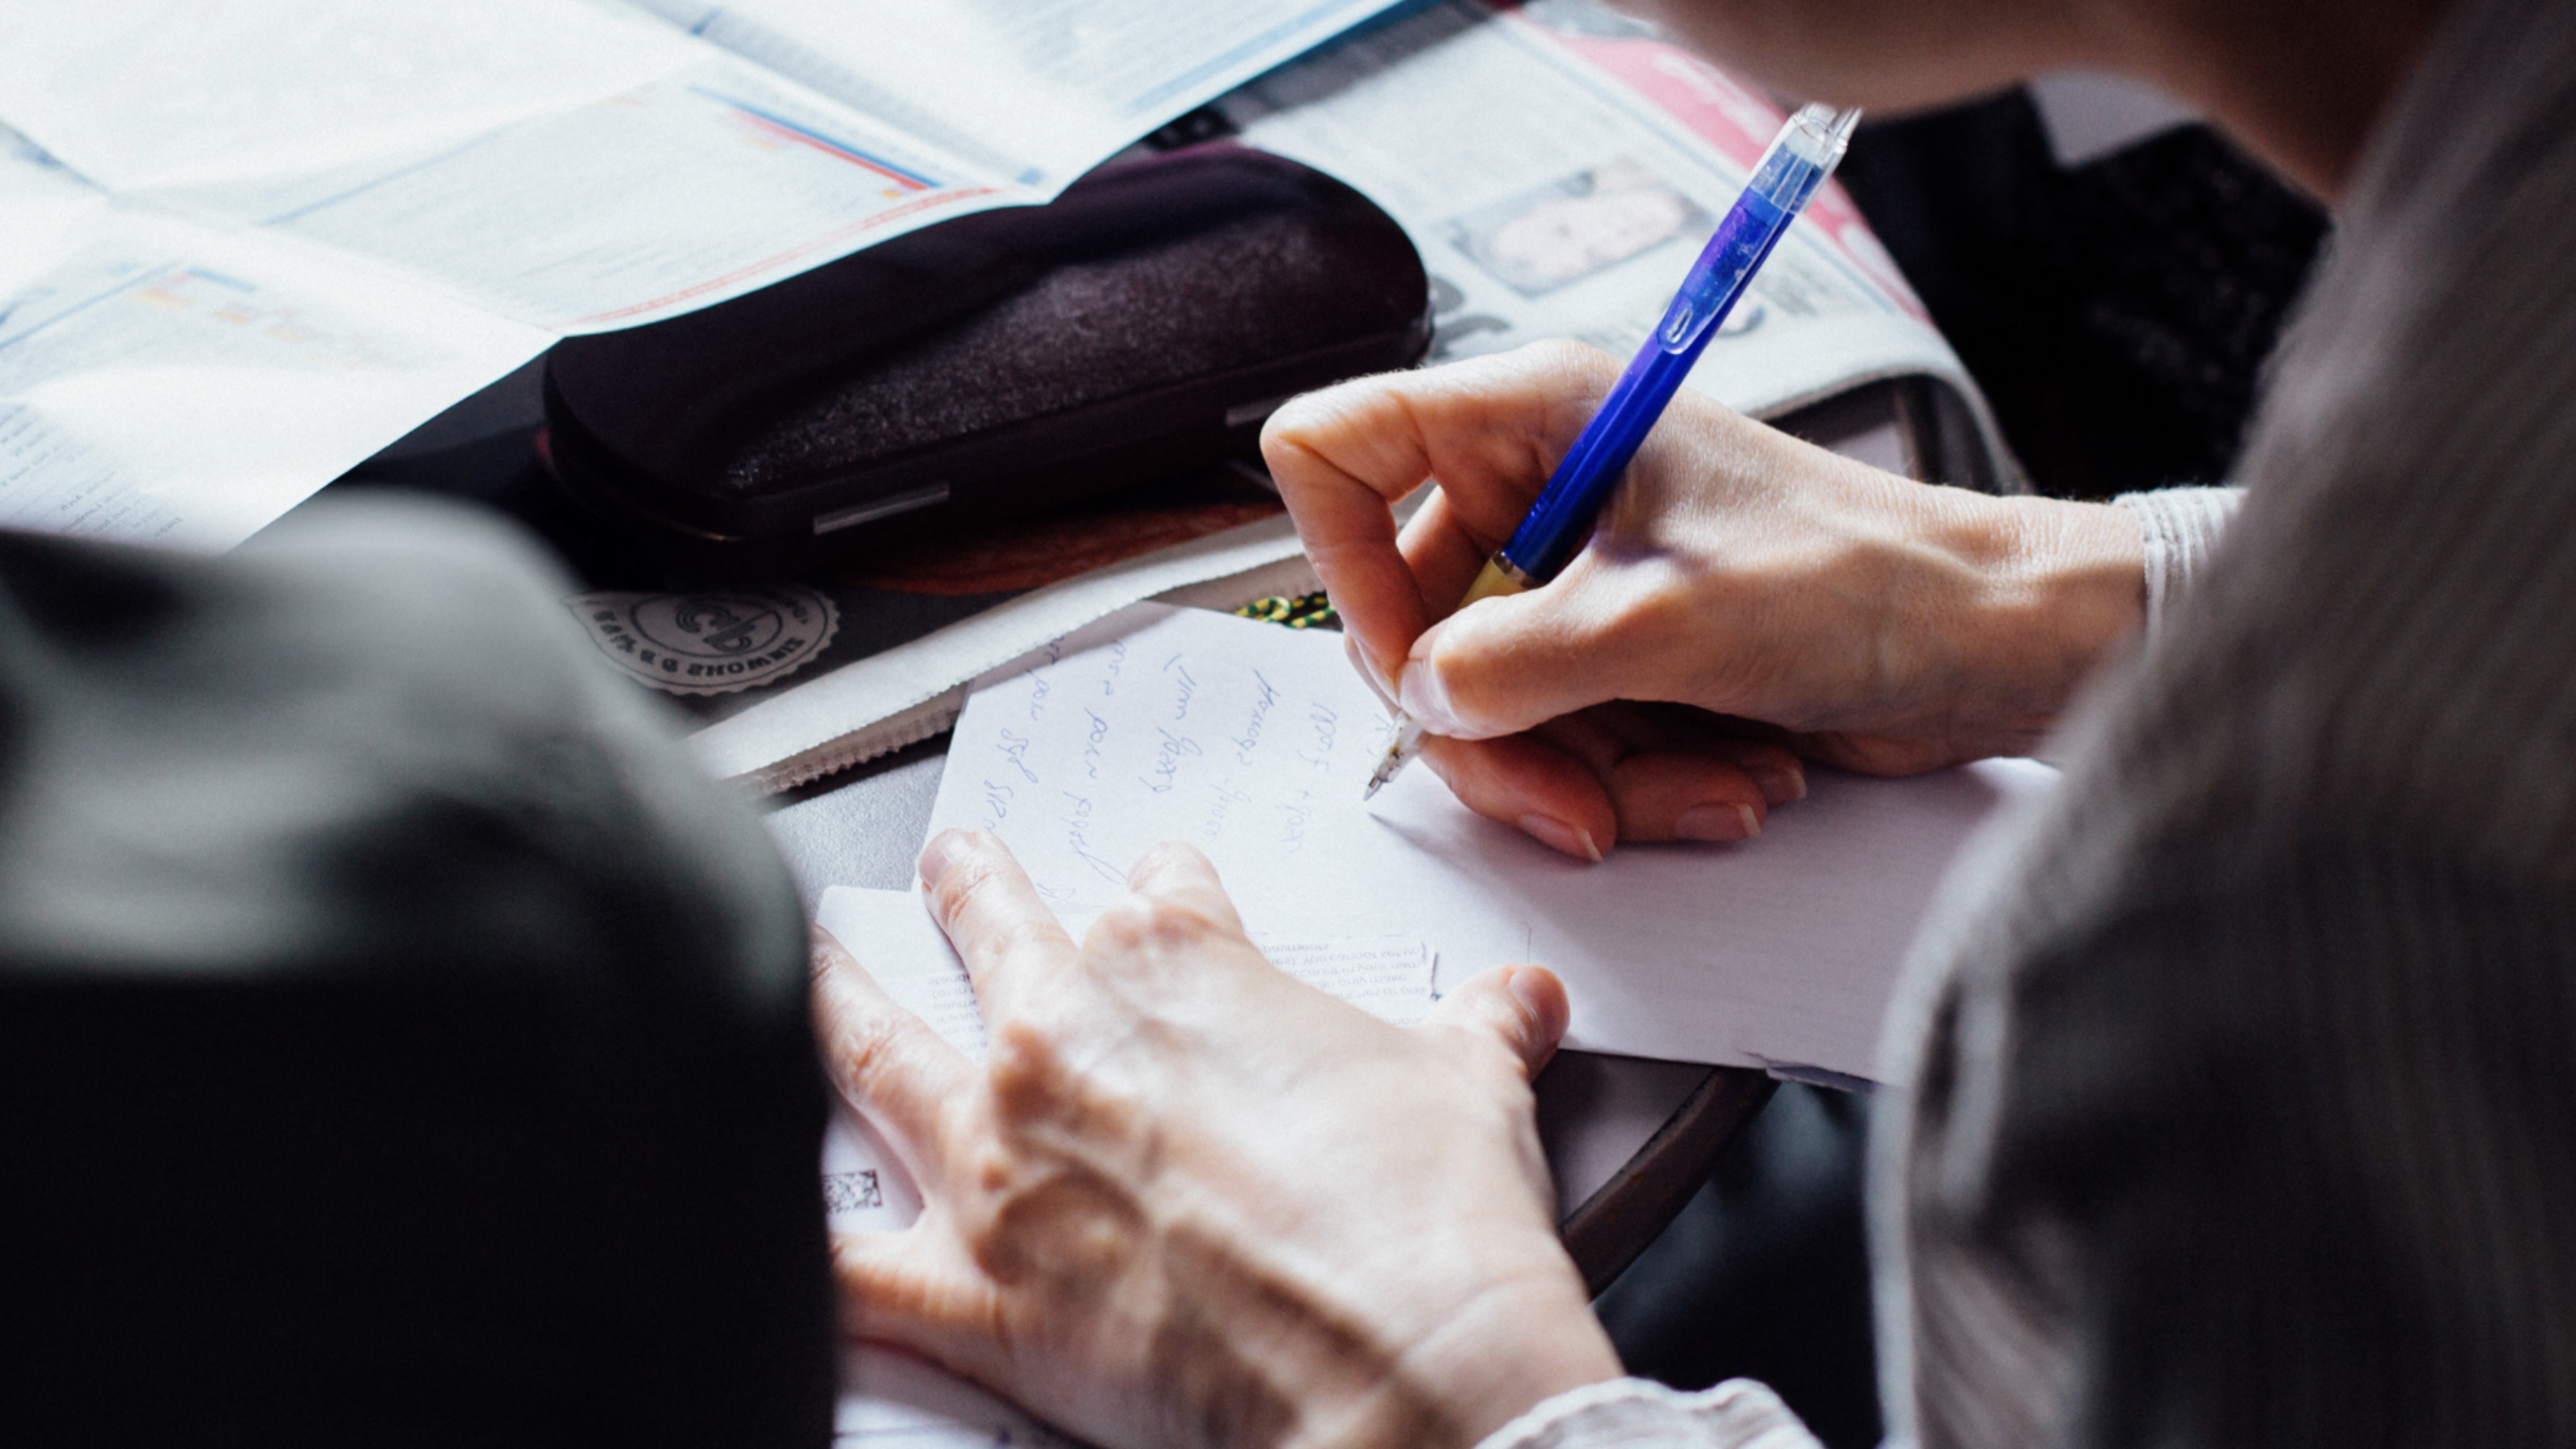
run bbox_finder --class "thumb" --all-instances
[1397,574,1643,740]
[1419,964,1571,1082]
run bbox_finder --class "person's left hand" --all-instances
[811,829,1621,1449]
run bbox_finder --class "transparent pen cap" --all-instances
[1749,104,1862,209]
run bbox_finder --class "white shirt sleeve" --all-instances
[2114,486,2243,641]
[1470,1378,1823,1449]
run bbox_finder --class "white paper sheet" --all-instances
[0,204,550,547]
[630,0,1408,190]
[0,0,705,197]
[262,55,1020,334]
[0,128,112,301]
[923,603,2057,1079]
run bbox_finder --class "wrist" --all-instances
[1919,489,2145,750]
[1294,1258,1621,1449]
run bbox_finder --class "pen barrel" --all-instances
[1496,346,1693,581]
[1496,194,1779,581]
[1494,106,1852,585]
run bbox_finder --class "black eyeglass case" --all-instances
[543,142,1431,575]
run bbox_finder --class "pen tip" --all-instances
[1363,753,1401,801]
[1366,713,1420,801]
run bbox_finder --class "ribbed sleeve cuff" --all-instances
[2114,486,2243,641]
[1470,1378,1824,1449]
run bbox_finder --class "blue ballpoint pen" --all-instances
[1363,102,1863,799]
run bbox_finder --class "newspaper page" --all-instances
[625,0,1411,190]
[0,0,1413,548]
[0,0,1420,330]
[1224,0,2004,437]
[0,129,552,547]
[0,0,1048,330]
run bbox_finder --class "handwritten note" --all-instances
[927,603,2057,1080]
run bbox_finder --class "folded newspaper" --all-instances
[0,0,1415,547]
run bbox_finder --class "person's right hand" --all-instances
[1261,342,2145,860]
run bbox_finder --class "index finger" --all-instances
[809,925,973,1188]
[916,829,1080,1023]
[1261,342,1617,686]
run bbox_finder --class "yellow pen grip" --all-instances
[1455,555,1535,611]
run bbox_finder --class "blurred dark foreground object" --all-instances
[547,142,1430,578]
[1838,95,2327,499]
[1598,1083,1882,1449]
[0,497,834,1446]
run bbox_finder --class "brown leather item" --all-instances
[545,143,1430,578]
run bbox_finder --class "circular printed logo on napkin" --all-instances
[565,586,840,697]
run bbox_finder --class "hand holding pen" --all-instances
[1263,109,2153,859]
[1366,104,1861,798]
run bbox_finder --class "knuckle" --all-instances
[1524,336,1610,382]
[1086,898,1153,957]
[1258,386,1333,447]
[1424,631,1497,713]
[1132,891,1223,947]
[986,1019,1078,1122]
[1442,1011,1542,1090]
[839,1015,935,1098]
[1089,891,1218,960]
[984,1017,1146,1142]
[928,849,1006,922]
[1469,1032,1543,1095]
[971,1156,1149,1291]
[982,913,1062,967]
[1124,838,1194,880]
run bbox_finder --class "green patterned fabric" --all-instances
[1233,591,1339,630]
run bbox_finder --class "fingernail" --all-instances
[1518,813,1604,862]
[918,829,972,889]
[1397,657,1463,736]
[1506,967,1562,1030]
[1752,760,1808,804]
[1674,803,1760,842]
[1345,634,1395,709]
